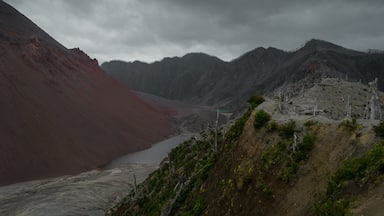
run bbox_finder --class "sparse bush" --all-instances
[294,134,315,162]
[279,159,299,183]
[304,119,317,127]
[267,120,278,131]
[278,120,296,139]
[256,182,274,196]
[192,196,205,215]
[312,195,351,216]
[253,110,271,129]
[338,118,361,130]
[301,134,315,153]
[234,160,254,190]
[373,121,384,138]
[225,110,252,149]
[248,95,265,109]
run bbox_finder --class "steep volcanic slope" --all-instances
[102,39,384,109]
[0,1,170,186]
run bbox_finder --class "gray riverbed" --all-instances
[0,135,190,216]
[104,134,190,168]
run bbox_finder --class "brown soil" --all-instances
[0,2,171,186]
[203,104,378,216]
[351,181,384,216]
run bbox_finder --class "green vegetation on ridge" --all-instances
[253,109,270,129]
[106,97,262,216]
[312,141,384,215]
[106,100,384,216]
[312,121,384,215]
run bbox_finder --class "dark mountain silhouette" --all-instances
[0,1,170,186]
[102,39,384,109]
[102,53,224,102]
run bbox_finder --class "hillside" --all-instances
[0,1,170,186]
[106,79,384,215]
[133,91,228,134]
[101,39,384,110]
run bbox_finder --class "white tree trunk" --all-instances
[214,109,219,152]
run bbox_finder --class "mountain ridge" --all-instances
[102,39,384,110]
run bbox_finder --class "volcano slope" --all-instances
[0,1,170,186]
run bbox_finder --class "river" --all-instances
[0,135,191,216]
[104,134,191,169]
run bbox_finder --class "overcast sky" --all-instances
[5,0,384,63]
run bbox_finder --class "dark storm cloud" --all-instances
[4,0,384,63]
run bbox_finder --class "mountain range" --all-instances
[102,39,384,110]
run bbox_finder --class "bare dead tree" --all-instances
[346,95,351,119]
[214,109,219,152]
[363,95,370,119]
[313,98,318,117]
[292,132,297,153]
[278,90,283,112]
[167,153,174,175]
[133,173,138,198]
[368,78,382,120]
[204,123,214,150]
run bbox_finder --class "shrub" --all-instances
[253,110,271,129]
[301,134,315,152]
[294,134,315,161]
[304,119,317,127]
[373,121,384,138]
[192,196,205,215]
[278,120,296,139]
[256,182,274,196]
[248,95,265,109]
[338,118,360,130]
[267,120,278,131]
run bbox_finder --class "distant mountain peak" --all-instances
[182,52,211,58]
[302,39,344,51]
[235,46,287,62]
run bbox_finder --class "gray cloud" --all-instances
[4,0,384,63]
